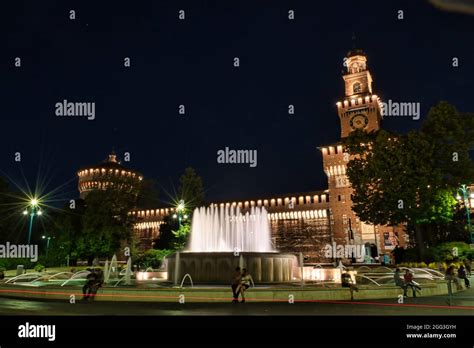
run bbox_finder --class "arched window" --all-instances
[351,62,359,73]
[353,82,361,94]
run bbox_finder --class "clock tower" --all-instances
[337,48,383,138]
[321,48,386,251]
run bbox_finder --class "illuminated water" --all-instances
[188,205,274,252]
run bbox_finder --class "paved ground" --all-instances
[0,286,472,316]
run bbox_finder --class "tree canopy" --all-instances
[345,102,474,256]
[178,167,204,211]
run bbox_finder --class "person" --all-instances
[465,260,472,277]
[458,265,470,288]
[231,267,242,303]
[237,268,252,303]
[445,265,462,291]
[394,268,407,296]
[403,269,421,297]
[82,268,96,301]
[87,268,104,302]
[341,270,359,300]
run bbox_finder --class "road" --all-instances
[0,288,472,316]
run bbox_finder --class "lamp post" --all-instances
[42,235,51,257]
[23,198,42,244]
[457,185,473,245]
[173,200,187,227]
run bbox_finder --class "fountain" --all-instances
[179,274,194,288]
[124,257,132,285]
[105,254,118,283]
[167,205,298,283]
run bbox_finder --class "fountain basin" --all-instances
[167,252,298,284]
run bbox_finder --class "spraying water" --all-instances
[188,205,275,252]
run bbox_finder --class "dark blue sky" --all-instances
[1,0,473,205]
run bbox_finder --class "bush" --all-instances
[398,262,430,268]
[428,262,437,270]
[427,242,474,262]
[34,264,45,272]
[0,258,34,271]
[395,242,474,264]
[135,249,173,270]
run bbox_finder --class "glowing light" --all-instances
[37,210,42,216]
[22,210,28,215]
[30,198,38,207]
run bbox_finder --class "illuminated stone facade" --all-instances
[77,152,143,199]
[130,49,406,261]
[324,48,406,255]
[81,49,407,262]
[131,191,334,258]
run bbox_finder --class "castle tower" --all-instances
[337,49,383,138]
[77,151,143,199]
[322,49,382,251]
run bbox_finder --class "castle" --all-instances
[78,48,407,263]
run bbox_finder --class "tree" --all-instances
[153,214,178,250]
[153,212,191,251]
[136,178,160,209]
[172,223,191,250]
[45,200,86,266]
[421,102,474,187]
[0,176,17,243]
[77,187,137,264]
[345,102,474,259]
[178,167,204,211]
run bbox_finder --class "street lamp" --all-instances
[457,185,473,244]
[42,235,51,257]
[175,200,186,226]
[23,197,42,244]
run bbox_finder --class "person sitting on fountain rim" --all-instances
[403,269,421,297]
[238,268,252,303]
[231,267,242,303]
[394,268,407,296]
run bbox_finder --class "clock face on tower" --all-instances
[350,114,369,130]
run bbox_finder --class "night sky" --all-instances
[1,0,473,206]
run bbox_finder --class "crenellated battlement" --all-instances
[130,191,330,221]
[336,94,383,116]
